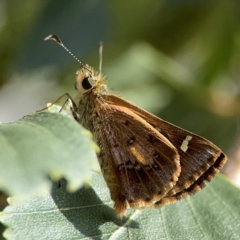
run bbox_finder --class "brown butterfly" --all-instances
[44,34,227,218]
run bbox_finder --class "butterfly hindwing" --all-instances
[97,102,180,216]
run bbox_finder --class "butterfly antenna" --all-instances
[44,34,91,74]
[98,41,103,74]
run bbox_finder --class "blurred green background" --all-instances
[0,1,239,186]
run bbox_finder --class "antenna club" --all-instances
[44,34,83,65]
[44,34,63,46]
[44,34,93,75]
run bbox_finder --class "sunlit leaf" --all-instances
[0,111,99,196]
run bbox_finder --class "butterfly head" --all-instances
[75,65,107,96]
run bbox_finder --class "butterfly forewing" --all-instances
[102,95,227,206]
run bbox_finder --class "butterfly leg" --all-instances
[36,93,79,121]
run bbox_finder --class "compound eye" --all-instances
[82,77,93,90]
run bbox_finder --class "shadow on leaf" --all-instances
[51,179,139,239]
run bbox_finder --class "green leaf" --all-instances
[0,111,99,196]
[0,174,239,240]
